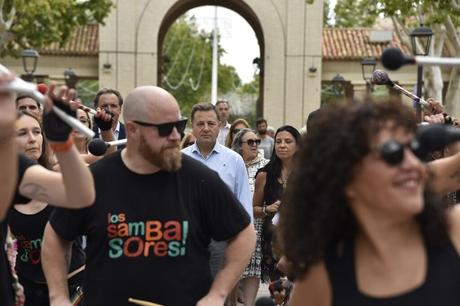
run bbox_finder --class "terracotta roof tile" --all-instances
[322,28,411,60]
[40,26,420,60]
[40,24,98,56]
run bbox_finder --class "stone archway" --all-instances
[157,0,265,117]
[99,0,323,128]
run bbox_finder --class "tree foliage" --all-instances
[0,0,113,57]
[161,15,241,118]
[334,0,378,28]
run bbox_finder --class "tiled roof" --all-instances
[40,25,415,60]
[40,24,98,56]
[322,28,411,60]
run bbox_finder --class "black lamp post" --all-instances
[410,25,433,122]
[361,57,377,93]
[64,68,78,89]
[20,49,39,82]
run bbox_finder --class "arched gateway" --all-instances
[99,0,323,128]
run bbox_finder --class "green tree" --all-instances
[0,0,113,56]
[334,0,378,28]
[161,15,241,117]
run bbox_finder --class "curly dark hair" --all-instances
[278,98,449,279]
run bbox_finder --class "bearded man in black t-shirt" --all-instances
[42,85,256,306]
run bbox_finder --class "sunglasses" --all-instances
[133,118,188,137]
[243,139,261,146]
[378,139,424,166]
[232,128,242,135]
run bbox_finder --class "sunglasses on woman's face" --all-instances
[243,139,261,146]
[378,139,424,166]
[232,128,242,135]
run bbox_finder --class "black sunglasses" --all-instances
[378,139,424,166]
[133,118,188,137]
[232,128,242,135]
[243,139,261,146]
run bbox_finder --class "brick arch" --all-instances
[157,0,265,116]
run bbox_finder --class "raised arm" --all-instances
[0,73,17,220]
[197,224,256,306]
[41,223,73,306]
[18,85,95,208]
[428,152,460,195]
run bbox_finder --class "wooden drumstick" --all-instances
[128,297,164,306]
[78,104,97,115]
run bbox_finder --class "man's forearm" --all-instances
[42,223,72,305]
[0,135,17,220]
[55,146,95,207]
[207,225,256,299]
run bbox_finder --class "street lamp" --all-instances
[64,68,78,89]
[361,57,377,93]
[21,49,39,82]
[410,25,433,122]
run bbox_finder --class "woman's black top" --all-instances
[324,237,460,305]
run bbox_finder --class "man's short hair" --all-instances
[191,103,219,122]
[215,100,229,108]
[256,118,267,126]
[16,95,40,108]
[93,88,124,108]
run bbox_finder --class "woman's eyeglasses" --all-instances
[378,139,424,166]
[242,139,261,146]
[133,118,188,137]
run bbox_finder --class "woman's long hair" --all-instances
[278,98,449,279]
[17,110,52,170]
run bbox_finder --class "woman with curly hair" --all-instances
[254,125,300,286]
[280,98,460,305]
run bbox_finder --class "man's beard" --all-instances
[139,134,182,172]
[258,129,267,135]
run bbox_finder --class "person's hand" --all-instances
[94,107,114,131]
[42,83,77,142]
[0,69,16,141]
[266,200,281,214]
[423,98,444,116]
[424,113,445,124]
[196,293,225,306]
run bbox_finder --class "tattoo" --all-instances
[20,183,48,200]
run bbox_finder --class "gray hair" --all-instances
[231,128,255,155]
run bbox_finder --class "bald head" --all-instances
[123,86,180,122]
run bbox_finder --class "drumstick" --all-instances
[0,64,95,138]
[128,297,164,306]
[78,104,97,115]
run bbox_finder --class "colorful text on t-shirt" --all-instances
[106,213,189,259]
[15,234,41,264]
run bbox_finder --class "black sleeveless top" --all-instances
[8,205,86,284]
[324,238,460,305]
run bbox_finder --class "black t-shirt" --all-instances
[8,205,85,283]
[50,152,250,306]
[0,155,35,306]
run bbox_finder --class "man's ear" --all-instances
[125,122,137,135]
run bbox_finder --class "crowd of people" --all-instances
[2,64,460,306]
